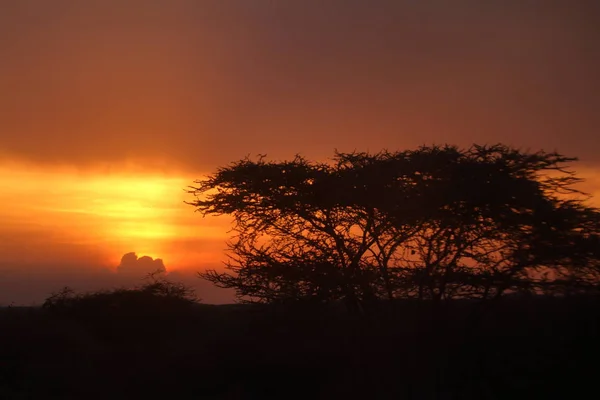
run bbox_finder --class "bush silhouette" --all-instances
[42,273,199,344]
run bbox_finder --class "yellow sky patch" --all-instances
[0,163,229,270]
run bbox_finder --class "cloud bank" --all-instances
[0,0,598,170]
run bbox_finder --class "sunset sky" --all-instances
[1,0,599,304]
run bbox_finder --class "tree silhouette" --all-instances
[188,144,600,312]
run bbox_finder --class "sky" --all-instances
[1,0,599,304]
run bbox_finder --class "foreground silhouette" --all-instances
[1,293,598,399]
[189,144,600,312]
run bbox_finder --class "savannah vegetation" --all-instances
[190,144,600,307]
[1,144,599,399]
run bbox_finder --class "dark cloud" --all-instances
[0,0,599,169]
[116,252,166,278]
[0,261,119,306]
[0,225,232,305]
[0,258,233,306]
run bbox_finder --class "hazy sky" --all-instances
[1,0,599,304]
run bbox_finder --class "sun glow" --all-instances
[0,162,229,269]
[2,160,598,274]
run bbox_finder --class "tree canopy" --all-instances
[188,144,600,311]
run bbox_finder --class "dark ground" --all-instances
[1,296,598,399]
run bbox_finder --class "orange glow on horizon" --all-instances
[0,160,599,276]
[0,162,230,271]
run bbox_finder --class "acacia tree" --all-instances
[387,147,600,302]
[188,144,600,311]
